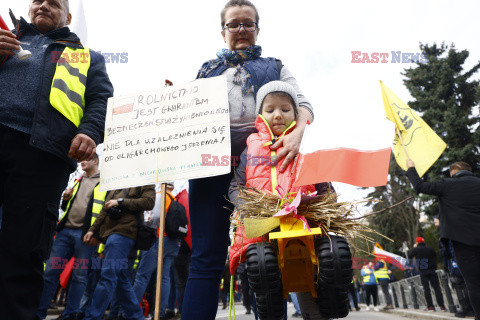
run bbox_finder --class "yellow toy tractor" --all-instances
[246,215,352,319]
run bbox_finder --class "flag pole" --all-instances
[395,127,410,159]
[154,183,167,320]
[154,79,173,320]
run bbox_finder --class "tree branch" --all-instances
[351,196,414,220]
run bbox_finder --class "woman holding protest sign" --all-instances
[181,1,315,319]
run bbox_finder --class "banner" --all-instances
[100,76,230,191]
[380,80,446,177]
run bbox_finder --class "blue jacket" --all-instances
[198,57,281,99]
[1,19,113,170]
[361,267,377,285]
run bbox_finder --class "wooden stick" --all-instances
[154,183,167,320]
[395,127,410,159]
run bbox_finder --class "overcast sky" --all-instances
[4,0,479,209]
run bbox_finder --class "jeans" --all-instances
[84,233,143,320]
[0,125,71,320]
[290,293,301,314]
[37,228,95,318]
[239,266,251,312]
[168,266,176,311]
[420,271,444,308]
[452,240,480,318]
[79,256,103,313]
[182,173,233,320]
[133,236,180,316]
[110,258,136,317]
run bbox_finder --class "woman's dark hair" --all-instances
[220,0,259,28]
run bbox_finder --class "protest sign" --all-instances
[100,76,230,191]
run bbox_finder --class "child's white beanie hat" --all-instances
[255,81,299,115]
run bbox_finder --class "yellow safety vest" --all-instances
[375,265,389,280]
[62,179,107,226]
[50,46,91,127]
[363,269,377,284]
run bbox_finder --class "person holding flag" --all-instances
[374,259,394,310]
[406,159,480,318]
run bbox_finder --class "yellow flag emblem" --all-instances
[380,81,446,177]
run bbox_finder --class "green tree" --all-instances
[403,43,480,177]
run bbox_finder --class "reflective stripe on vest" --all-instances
[61,180,81,220]
[90,184,107,226]
[375,266,389,279]
[363,269,377,284]
[363,274,371,283]
[50,46,91,127]
[61,180,107,226]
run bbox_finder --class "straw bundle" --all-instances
[231,185,390,246]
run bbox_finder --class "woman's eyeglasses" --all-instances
[223,22,258,33]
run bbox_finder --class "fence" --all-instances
[358,270,460,312]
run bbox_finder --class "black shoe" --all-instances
[164,309,175,319]
[245,309,251,314]
[75,312,85,320]
[355,307,361,311]
[292,312,302,318]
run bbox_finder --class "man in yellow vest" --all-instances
[37,154,107,320]
[374,259,394,310]
[0,1,113,319]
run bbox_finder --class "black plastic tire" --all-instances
[317,285,350,318]
[246,242,284,320]
[315,235,353,288]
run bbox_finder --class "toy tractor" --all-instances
[246,215,353,320]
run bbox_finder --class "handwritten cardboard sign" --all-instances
[100,76,230,191]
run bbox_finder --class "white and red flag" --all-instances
[294,102,395,188]
[373,246,407,270]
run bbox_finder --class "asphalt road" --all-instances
[46,303,411,320]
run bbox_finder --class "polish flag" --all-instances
[373,247,407,271]
[294,110,394,188]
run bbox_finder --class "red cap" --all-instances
[416,237,425,243]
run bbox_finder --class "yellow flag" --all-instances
[380,81,446,177]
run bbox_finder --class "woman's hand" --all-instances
[270,107,312,172]
[271,125,305,172]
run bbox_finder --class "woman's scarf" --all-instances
[198,45,262,114]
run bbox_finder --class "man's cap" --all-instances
[416,236,425,243]
[165,182,174,189]
[255,81,299,115]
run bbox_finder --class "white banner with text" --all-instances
[100,76,230,191]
